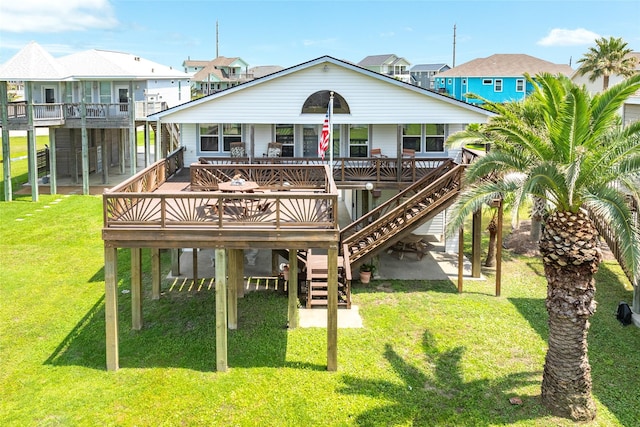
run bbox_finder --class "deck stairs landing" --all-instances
[303,159,465,308]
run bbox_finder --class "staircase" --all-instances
[299,159,465,308]
[149,122,181,157]
[341,159,465,270]
[305,246,352,308]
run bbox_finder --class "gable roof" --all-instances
[0,41,69,81]
[149,55,493,121]
[411,64,449,72]
[437,54,574,77]
[358,54,398,67]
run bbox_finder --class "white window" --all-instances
[349,124,368,157]
[275,124,294,157]
[402,124,446,153]
[483,79,492,85]
[494,79,503,92]
[516,79,525,92]
[199,123,241,153]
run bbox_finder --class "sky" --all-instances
[1,0,639,72]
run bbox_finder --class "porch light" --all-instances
[365,182,374,191]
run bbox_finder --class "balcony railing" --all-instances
[5,100,168,124]
[194,156,454,186]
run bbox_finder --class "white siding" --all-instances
[182,124,198,164]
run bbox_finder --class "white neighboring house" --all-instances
[571,52,640,125]
[147,55,495,248]
[0,41,191,199]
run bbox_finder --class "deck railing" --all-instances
[104,161,338,231]
[195,156,452,185]
[190,164,331,191]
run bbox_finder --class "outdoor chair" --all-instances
[230,141,247,157]
[402,148,416,158]
[266,142,282,157]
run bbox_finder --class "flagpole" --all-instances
[329,91,334,178]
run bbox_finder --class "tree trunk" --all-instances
[485,217,497,267]
[530,196,546,243]
[539,210,602,421]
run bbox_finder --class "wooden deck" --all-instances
[102,157,340,250]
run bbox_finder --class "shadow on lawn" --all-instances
[509,261,640,427]
[45,284,323,372]
[339,330,543,425]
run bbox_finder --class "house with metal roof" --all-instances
[0,41,191,200]
[433,54,574,104]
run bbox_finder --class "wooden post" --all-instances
[26,82,38,202]
[227,249,242,330]
[327,244,338,371]
[131,248,142,330]
[495,201,503,297]
[457,227,464,293]
[471,208,482,278]
[104,246,119,371]
[192,248,198,285]
[80,83,89,195]
[1,82,12,201]
[170,248,181,276]
[48,128,57,194]
[101,128,108,185]
[144,122,151,167]
[288,249,299,329]
[155,120,162,163]
[215,249,228,372]
[119,129,126,175]
[128,81,136,176]
[151,248,161,300]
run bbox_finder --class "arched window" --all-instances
[301,90,350,114]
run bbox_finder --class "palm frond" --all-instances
[584,186,640,280]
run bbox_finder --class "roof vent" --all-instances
[134,56,140,61]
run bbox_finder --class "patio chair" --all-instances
[402,148,416,158]
[230,141,247,157]
[266,142,282,157]
[370,148,387,158]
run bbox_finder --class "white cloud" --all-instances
[537,28,601,47]
[0,0,118,33]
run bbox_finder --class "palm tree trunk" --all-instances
[485,216,497,267]
[539,210,602,421]
[530,196,546,242]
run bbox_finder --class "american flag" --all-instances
[319,111,330,159]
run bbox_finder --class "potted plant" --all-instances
[359,262,376,284]
[280,263,290,281]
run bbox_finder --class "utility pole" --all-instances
[452,24,456,68]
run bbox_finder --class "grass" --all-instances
[0,134,50,200]
[1,196,639,426]
[0,130,150,201]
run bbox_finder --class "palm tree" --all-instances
[577,36,638,90]
[446,73,640,421]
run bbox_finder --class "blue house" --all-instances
[433,54,574,104]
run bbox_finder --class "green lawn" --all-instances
[0,195,638,426]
